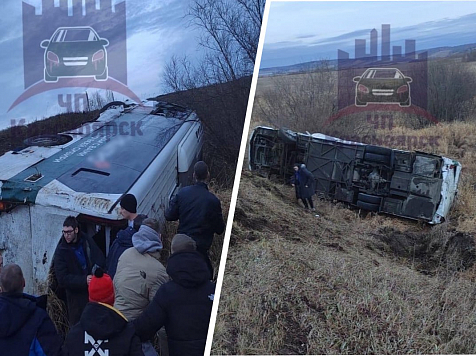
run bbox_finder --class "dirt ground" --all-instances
[212,162,476,354]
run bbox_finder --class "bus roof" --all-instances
[0,103,194,210]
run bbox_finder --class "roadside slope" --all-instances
[212,170,476,355]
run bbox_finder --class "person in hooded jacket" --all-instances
[114,218,169,356]
[63,267,144,356]
[291,163,316,210]
[106,193,147,279]
[132,234,215,356]
[0,264,63,356]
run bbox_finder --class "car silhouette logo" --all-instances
[353,68,412,107]
[40,26,109,82]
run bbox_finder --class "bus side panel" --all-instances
[130,120,199,226]
[139,149,178,226]
[30,205,72,295]
[178,121,203,188]
[306,140,363,200]
[0,206,33,293]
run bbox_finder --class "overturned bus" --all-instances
[249,126,461,224]
[0,101,203,294]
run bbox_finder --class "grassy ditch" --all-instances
[212,119,476,355]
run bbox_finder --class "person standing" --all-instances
[106,193,147,279]
[165,161,225,279]
[132,234,215,356]
[0,264,63,356]
[114,218,169,356]
[53,216,105,326]
[291,163,316,211]
[63,267,144,356]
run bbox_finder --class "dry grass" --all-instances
[0,110,100,156]
[213,169,476,354]
[212,90,476,354]
[46,270,70,339]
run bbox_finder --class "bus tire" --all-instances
[278,127,297,145]
[23,134,72,147]
[356,200,380,212]
[365,145,392,156]
[364,153,390,164]
[357,193,382,205]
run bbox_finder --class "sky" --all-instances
[4,1,476,130]
[261,1,476,68]
[0,0,202,130]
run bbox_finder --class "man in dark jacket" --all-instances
[106,193,147,279]
[63,267,144,356]
[53,216,105,326]
[165,161,225,278]
[0,264,63,356]
[133,234,215,356]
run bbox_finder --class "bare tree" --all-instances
[88,91,105,111]
[255,61,338,133]
[428,59,476,123]
[158,0,264,186]
[106,90,115,103]
[163,0,265,91]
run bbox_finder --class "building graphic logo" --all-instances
[327,24,438,126]
[9,0,141,112]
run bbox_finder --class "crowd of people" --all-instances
[0,161,225,356]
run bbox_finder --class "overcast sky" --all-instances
[261,1,476,68]
[0,0,201,130]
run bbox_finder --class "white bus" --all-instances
[0,101,203,294]
[249,126,461,225]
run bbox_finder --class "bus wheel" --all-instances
[357,200,380,212]
[365,145,392,156]
[364,153,390,165]
[357,193,382,205]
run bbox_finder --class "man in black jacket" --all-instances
[53,216,105,326]
[133,234,214,356]
[0,264,63,356]
[165,161,225,278]
[106,194,147,279]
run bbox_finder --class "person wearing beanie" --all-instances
[121,193,138,216]
[171,233,197,254]
[114,218,169,356]
[63,267,144,356]
[106,193,148,279]
[165,161,225,279]
[133,234,215,356]
[89,268,115,305]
